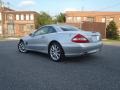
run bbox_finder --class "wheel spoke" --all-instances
[50,44,61,61]
[18,42,27,53]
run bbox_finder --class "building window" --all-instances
[19,24,25,31]
[26,14,29,20]
[76,17,81,22]
[109,17,114,21]
[0,26,2,34]
[102,18,106,22]
[8,15,13,20]
[16,14,19,20]
[21,14,24,20]
[84,17,87,21]
[30,14,34,20]
[104,17,114,25]
[87,17,94,22]
[66,17,72,23]
[0,13,2,20]
[73,17,77,23]
[7,24,14,36]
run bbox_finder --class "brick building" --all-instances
[66,11,120,37]
[0,7,38,37]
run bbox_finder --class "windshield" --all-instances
[60,25,81,31]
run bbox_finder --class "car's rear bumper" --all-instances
[62,41,103,57]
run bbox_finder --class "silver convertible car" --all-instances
[18,24,103,62]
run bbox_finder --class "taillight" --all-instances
[71,34,89,43]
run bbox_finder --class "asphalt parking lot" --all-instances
[0,40,120,90]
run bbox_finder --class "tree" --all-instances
[106,21,119,39]
[56,13,66,23]
[35,12,53,29]
[35,12,66,29]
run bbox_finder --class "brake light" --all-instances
[72,34,89,43]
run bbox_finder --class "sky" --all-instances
[2,0,120,16]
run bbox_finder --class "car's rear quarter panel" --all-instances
[49,32,103,56]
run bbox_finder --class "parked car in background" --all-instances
[18,24,103,62]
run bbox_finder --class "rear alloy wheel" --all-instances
[18,41,27,53]
[49,43,64,62]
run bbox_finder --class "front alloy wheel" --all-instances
[18,41,27,53]
[49,43,64,62]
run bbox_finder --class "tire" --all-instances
[48,42,64,62]
[18,41,27,53]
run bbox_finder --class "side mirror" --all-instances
[29,33,34,37]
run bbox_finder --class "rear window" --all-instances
[60,26,80,31]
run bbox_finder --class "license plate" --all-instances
[92,36,99,42]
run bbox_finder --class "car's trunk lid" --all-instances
[77,31,101,43]
[63,30,101,43]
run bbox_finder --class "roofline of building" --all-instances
[0,7,38,14]
[0,7,15,11]
[65,11,120,17]
[4,11,37,13]
[66,11,120,13]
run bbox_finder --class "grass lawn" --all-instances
[0,37,6,41]
[0,37,20,41]
[103,39,120,45]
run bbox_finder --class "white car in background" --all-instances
[18,24,103,62]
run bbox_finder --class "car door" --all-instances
[27,26,50,51]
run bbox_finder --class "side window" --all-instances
[48,26,56,33]
[34,26,56,36]
[34,27,49,36]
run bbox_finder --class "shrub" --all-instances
[106,21,119,40]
